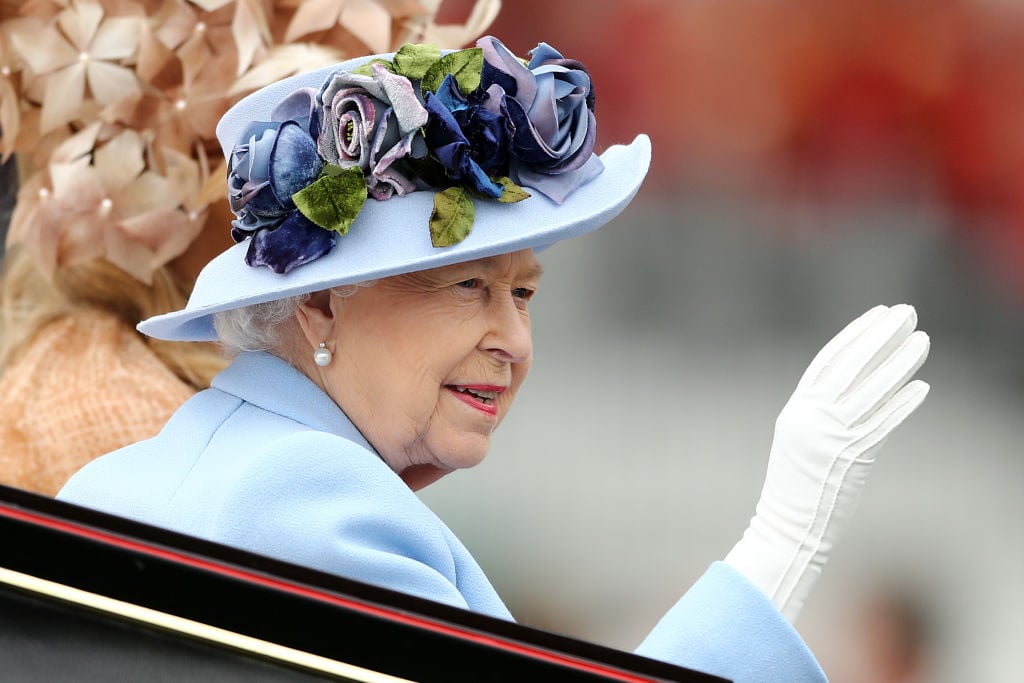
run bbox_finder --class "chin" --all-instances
[440,438,491,471]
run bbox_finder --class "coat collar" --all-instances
[211,351,377,455]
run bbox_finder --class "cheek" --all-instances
[498,358,532,418]
[336,353,440,467]
[380,340,465,422]
[514,355,532,388]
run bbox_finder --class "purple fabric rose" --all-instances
[423,74,506,199]
[318,62,429,201]
[477,36,603,203]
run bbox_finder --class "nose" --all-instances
[482,292,532,364]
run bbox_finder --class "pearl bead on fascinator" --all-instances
[0,0,500,284]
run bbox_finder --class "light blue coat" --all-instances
[59,352,826,682]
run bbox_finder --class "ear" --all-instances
[294,290,335,351]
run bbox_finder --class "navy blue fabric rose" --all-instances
[423,74,506,199]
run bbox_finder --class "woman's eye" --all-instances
[512,287,534,301]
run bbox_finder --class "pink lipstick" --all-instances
[446,385,505,416]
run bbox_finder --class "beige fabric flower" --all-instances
[0,26,22,158]
[10,0,142,133]
[1,0,501,284]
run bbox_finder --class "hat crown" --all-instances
[217,38,604,275]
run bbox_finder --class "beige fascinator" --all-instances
[0,0,500,283]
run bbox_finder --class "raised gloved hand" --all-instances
[724,304,930,623]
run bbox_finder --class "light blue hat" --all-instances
[139,38,651,342]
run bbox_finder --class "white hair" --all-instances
[213,281,376,353]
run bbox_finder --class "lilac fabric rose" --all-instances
[318,61,429,201]
[226,88,334,273]
[477,36,603,203]
[423,74,506,199]
[227,88,323,241]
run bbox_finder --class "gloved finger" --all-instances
[847,379,930,461]
[819,304,918,400]
[842,330,930,428]
[796,305,889,392]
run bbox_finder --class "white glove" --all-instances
[724,304,930,623]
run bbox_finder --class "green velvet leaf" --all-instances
[351,58,396,77]
[392,43,441,80]
[429,187,475,247]
[293,166,367,235]
[495,177,531,203]
[421,47,484,95]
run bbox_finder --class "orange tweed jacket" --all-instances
[0,309,195,496]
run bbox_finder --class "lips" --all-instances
[446,384,505,416]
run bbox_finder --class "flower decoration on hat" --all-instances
[0,0,501,284]
[226,36,604,274]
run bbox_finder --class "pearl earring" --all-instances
[313,342,332,367]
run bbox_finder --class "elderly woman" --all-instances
[59,36,930,682]
[0,0,495,497]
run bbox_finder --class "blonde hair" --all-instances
[0,246,224,390]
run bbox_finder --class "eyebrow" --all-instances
[463,256,545,281]
[521,262,545,281]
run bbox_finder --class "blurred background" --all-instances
[2,0,1022,680]
[416,1,1023,681]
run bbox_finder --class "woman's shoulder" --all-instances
[63,403,484,614]
[18,308,193,412]
[224,428,409,501]
[202,427,436,538]
[26,307,136,344]
[45,308,189,388]
[9,309,160,374]
[206,429,468,600]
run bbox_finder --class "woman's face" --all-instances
[320,249,542,489]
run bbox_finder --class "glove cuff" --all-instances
[723,518,823,623]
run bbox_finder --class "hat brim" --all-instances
[140,134,650,342]
[139,51,651,342]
